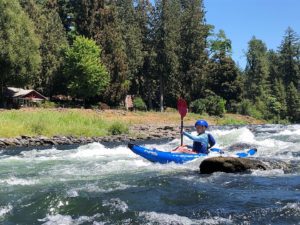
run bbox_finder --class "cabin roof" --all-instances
[5,87,47,100]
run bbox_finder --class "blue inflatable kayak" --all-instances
[128,143,257,164]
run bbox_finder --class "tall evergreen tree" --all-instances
[271,78,287,119]
[57,0,77,41]
[74,0,102,38]
[74,0,129,105]
[245,37,270,102]
[116,0,144,83]
[20,0,68,96]
[135,0,157,109]
[278,27,300,90]
[179,0,210,102]
[207,30,242,110]
[209,30,232,57]
[98,3,129,105]
[0,0,41,101]
[286,82,300,122]
[154,0,181,111]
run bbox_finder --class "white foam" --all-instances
[251,169,285,176]
[0,177,37,186]
[212,127,256,147]
[3,143,135,163]
[282,202,300,212]
[70,143,134,159]
[0,204,12,217]
[66,190,79,197]
[275,129,300,136]
[139,211,194,224]
[139,211,233,225]
[197,216,233,225]
[66,182,135,196]
[39,213,103,225]
[102,198,128,213]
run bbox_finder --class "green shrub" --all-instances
[108,122,129,135]
[39,100,57,108]
[191,96,226,117]
[217,117,247,125]
[237,99,252,115]
[237,99,263,119]
[205,96,226,117]
[190,99,206,114]
[133,97,147,111]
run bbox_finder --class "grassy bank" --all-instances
[0,108,264,138]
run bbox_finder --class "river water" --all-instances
[0,125,299,225]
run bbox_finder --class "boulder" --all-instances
[200,157,268,174]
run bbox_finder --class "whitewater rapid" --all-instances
[0,125,299,224]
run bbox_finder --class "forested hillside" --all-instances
[0,0,299,122]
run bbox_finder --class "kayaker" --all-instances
[173,119,215,154]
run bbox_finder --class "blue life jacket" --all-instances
[193,133,216,154]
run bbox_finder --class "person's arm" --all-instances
[183,131,207,143]
[208,133,216,148]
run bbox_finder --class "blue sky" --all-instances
[204,0,300,68]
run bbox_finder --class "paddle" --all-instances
[177,98,188,146]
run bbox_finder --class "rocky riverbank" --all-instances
[0,125,186,149]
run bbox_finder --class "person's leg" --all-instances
[172,146,196,154]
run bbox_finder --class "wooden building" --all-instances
[4,87,47,108]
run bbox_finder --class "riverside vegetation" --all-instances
[0,0,299,124]
[0,109,263,138]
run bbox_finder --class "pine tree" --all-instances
[98,3,129,105]
[74,0,102,39]
[73,0,129,105]
[56,0,77,41]
[209,30,232,57]
[135,0,157,109]
[0,0,41,101]
[207,30,242,110]
[286,82,300,122]
[20,0,68,96]
[271,78,287,119]
[116,0,144,83]
[245,37,270,102]
[278,27,300,89]
[179,0,210,102]
[154,0,181,111]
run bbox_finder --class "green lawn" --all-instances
[0,109,127,138]
[0,109,264,138]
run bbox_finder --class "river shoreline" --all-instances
[0,125,184,149]
[0,124,272,150]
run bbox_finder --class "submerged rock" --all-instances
[199,157,268,174]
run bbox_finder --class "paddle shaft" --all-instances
[177,98,187,146]
[180,117,183,146]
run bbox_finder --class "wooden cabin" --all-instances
[4,87,47,108]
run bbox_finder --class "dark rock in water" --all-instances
[200,157,268,174]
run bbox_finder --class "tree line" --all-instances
[0,0,299,122]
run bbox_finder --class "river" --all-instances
[0,125,299,225]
